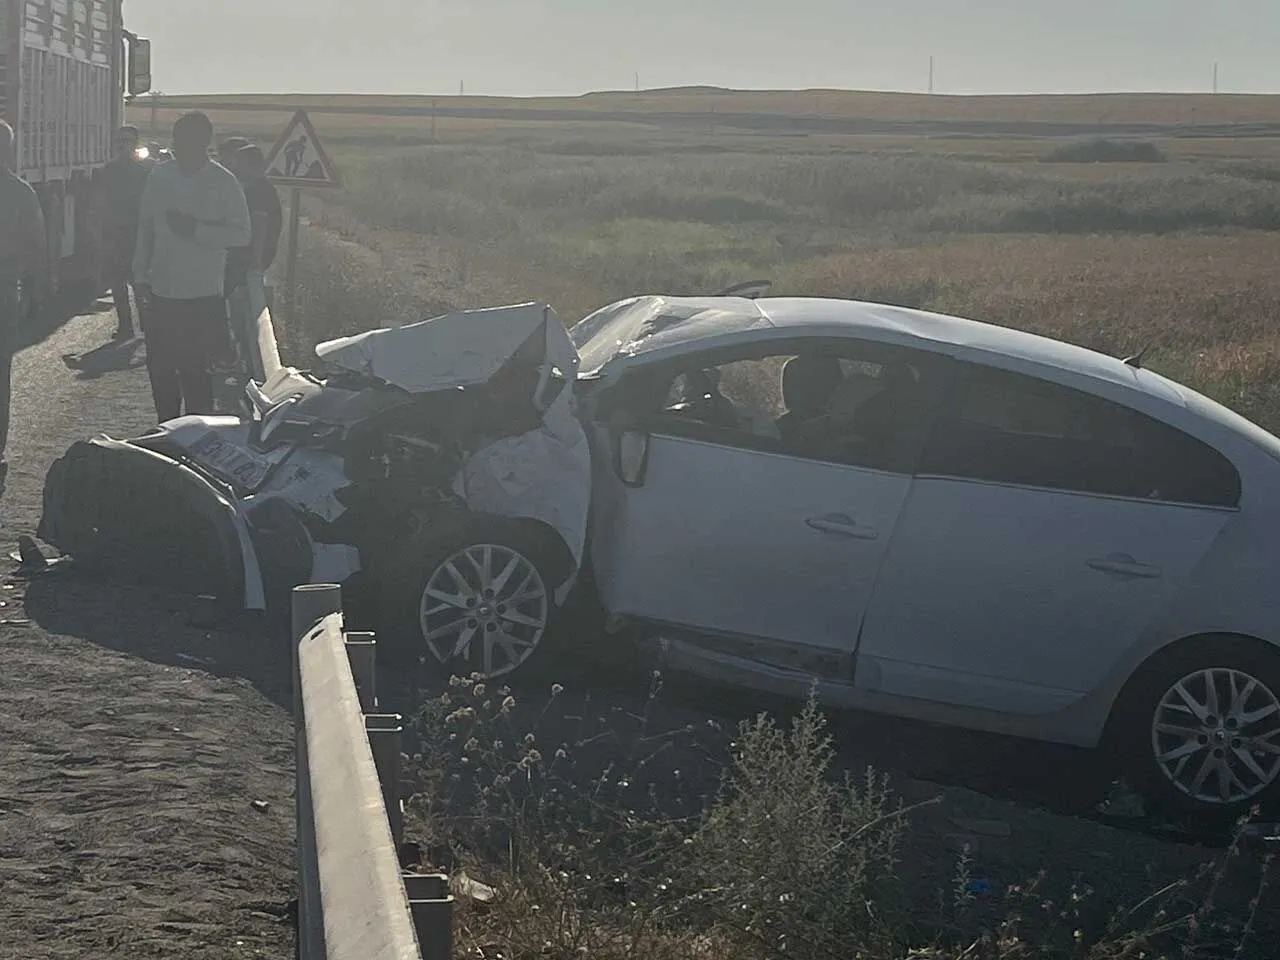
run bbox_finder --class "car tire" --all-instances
[378,516,571,682]
[1111,637,1280,825]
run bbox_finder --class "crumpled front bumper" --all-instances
[39,437,268,609]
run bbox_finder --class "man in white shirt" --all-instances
[133,112,251,421]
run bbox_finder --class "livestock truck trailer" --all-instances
[1,0,151,305]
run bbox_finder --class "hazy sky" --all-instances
[127,0,1280,96]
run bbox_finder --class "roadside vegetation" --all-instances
[405,677,1275,959]
[1042,138,1168,164]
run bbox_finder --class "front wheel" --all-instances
[1114,639,1280,824]
[380,520,567,680]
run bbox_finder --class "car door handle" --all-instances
[805,514,879,540]
[1087,554,1162,580]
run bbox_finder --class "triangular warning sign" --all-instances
[263,109,341,189]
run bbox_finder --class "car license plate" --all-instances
[189,432,271,489]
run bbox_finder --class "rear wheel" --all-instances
[1113,638,1280,824]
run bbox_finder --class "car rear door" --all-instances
[588,339,946,674]
[855,363,1240,716]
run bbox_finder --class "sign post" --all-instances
[283,189,302,331]
[263,110,342,330]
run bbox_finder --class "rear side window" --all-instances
[921,366,1241,507]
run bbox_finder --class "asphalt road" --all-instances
[0,301,295,959]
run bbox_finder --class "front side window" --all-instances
[922,366,1241,507]
[647,342,942,473]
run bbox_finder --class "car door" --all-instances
[588,340,945,673]
[855,363,1241,716]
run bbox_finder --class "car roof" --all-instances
[577,294,1185,407]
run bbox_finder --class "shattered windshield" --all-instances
[572,296,773,375]
[571,298,658,374]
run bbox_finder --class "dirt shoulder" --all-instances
[0,303,295,959]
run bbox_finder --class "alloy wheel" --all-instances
[418,543,549,679]
[1151,667,1280,805]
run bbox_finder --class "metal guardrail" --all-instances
[291,584,454,960]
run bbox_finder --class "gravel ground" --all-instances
[0,299,295,959]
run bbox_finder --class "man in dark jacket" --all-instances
[98,126,152,340]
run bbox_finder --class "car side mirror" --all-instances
[615,428,650,487]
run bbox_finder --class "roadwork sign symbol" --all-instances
[264,109,341,189]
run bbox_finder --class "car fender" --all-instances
[1075,513,1280,745]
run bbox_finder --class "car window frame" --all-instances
[600,336,954,477]
[919,360,1243,510]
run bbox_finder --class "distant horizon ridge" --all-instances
[146,85,1280,101]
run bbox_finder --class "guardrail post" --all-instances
[366,714,404,849]
[291,584,342,960]
[403,874,454,960]
[345,631,378,713]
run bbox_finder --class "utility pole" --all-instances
[459,80,464,97]
[634,72,639,93]
[928,56,934,95]
[1213,62,1219,95]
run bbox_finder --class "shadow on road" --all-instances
[17,292,114,354]
[20,570,293,713]
[373,620,1121,824]
[60,337,145,380]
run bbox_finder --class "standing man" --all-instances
[97,125,151,340]
[217,137,252,169]
[0,120,47,491]
[133,112,250,423]
[225,144,283,378]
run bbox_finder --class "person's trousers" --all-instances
[141,295,223,423]
[105,230,137,335]
[110,278,135,335]
[0,279,17,460]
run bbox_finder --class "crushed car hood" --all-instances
[315,302,581,393]
[319,301,594,583]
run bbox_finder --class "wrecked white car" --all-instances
[40,294,1280,821]
[41,303,591,680]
